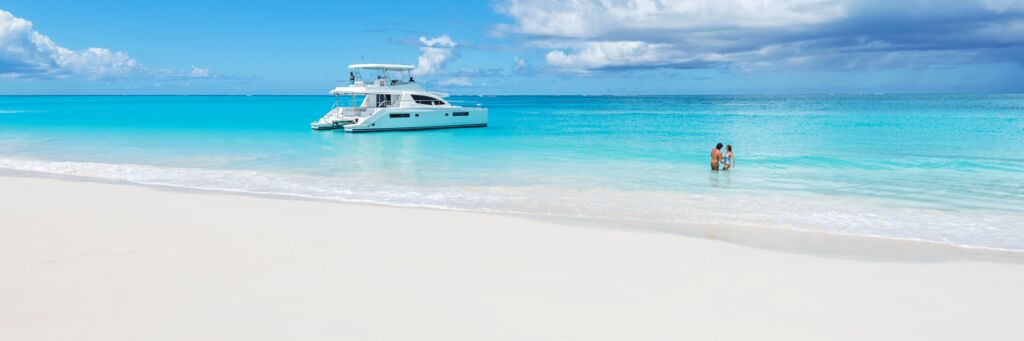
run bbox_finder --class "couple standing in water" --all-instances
[711,143,734,171]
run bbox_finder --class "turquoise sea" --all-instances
[1,94,1022,251]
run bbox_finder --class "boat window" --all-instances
[411,94,446,105]
[390,113,410,118]
[453,112,469,116]
[376,94,394,107]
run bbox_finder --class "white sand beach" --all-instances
[2,175,1023,340]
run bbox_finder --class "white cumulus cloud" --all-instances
[415,35,457,75]
[511,56,529,74]
[513,56,526,68]
[0,8,209,80]
[188,65,210,78]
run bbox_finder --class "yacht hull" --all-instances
[313,107,488,133]
[346,123,487,132]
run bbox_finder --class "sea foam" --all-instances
[3,157,1022,252]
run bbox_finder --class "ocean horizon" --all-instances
[2,94,1022,252]
[4,92,1022,96]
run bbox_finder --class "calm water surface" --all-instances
[1,95,1022,250]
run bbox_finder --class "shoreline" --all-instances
[3,175,1024,340]
[2,168,1022,263]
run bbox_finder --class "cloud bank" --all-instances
[0,9,207,80]
[437,77,471,86]
[495,0,1024,72]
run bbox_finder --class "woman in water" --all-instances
[723,145,734,171]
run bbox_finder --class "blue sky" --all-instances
[1,0,1023,95]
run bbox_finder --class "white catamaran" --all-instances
[311,63,487,132]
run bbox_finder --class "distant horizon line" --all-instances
[1,92,1022,97]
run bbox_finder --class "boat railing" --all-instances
[326,104,372,118]
[342,106,370,117]
[363,78,414,87]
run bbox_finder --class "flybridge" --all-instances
[348,64,415,71]
[330,63,447,97]
[345,64,417,88]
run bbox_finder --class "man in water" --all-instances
[711,143,723,171]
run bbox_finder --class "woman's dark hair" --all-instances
[716,143,723,150]
[726,144,732,151]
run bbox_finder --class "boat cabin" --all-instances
[329,64,451,112]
